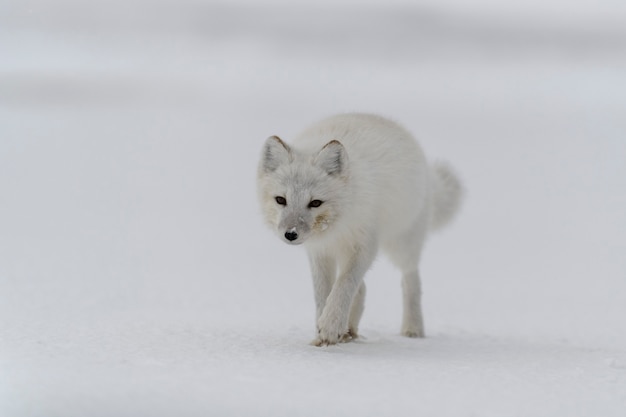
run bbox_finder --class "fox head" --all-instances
[257,136,349,245]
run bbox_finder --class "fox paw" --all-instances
[311,328,358,346]
[310,333,348,346]
[311,331,341,347]
[312,313,344,345]
[341,329,358,342]
[402,318,425,338]
[402,328,425,338]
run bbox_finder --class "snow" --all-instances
[1,1,626,416]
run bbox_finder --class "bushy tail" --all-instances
[429,161,463,232]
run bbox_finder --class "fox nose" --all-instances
[285,231,298,241]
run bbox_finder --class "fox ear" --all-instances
[261,135,291,173]
[315,140,347,176]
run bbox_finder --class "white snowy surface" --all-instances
[1,1,626,416]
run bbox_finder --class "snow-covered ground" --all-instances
[1,1,626,416]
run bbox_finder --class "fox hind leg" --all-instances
[384,219,427,338]
[401,269,425,338]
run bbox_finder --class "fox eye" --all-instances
[308,200,323,208]
[275,196,287,205]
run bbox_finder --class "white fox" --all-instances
[257,113,462,346]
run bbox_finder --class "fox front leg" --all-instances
[313,242,376,346]
[308,251,336,323]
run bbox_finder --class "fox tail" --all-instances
[429,161,463,232]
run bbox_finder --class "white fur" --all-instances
[257,113,463,346]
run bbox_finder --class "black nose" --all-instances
[285,231,298,241]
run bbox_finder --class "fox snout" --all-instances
[282,225,303,244]
[278,209,312,244]
[284,229,298,241]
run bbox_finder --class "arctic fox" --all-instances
[257,113,462,346]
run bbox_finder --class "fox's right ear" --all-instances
[261,135,291,173]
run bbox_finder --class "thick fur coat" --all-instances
[257,113,462,346]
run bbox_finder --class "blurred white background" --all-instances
[1,1,625,416]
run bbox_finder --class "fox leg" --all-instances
[313,240,376,346]
[384,219,427,338]
[307,251,336,324]
[345,282,366,341]
[401,269,425,338]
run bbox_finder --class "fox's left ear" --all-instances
[315,140,347,177]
